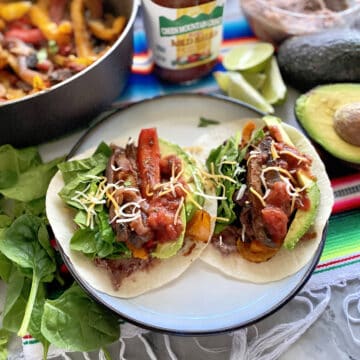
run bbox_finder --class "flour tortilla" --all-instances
[46,137,217,298]
[194,119,334,283]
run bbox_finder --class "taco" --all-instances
[46,128,216,297]
[194,116,334,283]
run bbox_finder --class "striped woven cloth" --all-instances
[311,174,360,288]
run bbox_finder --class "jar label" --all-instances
[142,0,225,70]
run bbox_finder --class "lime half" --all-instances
[223,42,274,72]
[227,72,274,114]
[262,56,287,105]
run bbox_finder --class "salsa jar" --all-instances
[142,0,225,83]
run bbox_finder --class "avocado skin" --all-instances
[277,29,360,91]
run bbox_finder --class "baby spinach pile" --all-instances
[0,145,120,359]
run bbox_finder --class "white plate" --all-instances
[62,93,325,335]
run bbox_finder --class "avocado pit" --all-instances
[333,102,360,146]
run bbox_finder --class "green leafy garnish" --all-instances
[198,117,220,127]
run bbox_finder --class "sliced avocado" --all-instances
[277,29,360,91]
[151,206,186,259]
[150,139,205,259]
[262,115,294,146]
[159,138,204,221]
[283,173,320,250]
[295,83,360,165]
[262,116,321,250]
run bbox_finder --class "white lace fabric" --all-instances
[5,272,359,360]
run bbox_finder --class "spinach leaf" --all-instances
[58,154,109,209]
[0,252,13,282]
[70,208,130,259]
[0,145,40,189]
[0,329,9,360]
[2,270,25,332]
[41,284,120,352]
[206,133,244,233]
[2,270,50,356]
[0,157,63,202]
[70,228,98,256]
[206,127,265,233]
[0,197,47,223]
[0,215,56,336]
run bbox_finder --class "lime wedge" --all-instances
[223,42,274,72]
[213,71,230,92]
[227,72,274,114]
[261,56,287,105]
[242,72,267,90]
[214,71,267,93]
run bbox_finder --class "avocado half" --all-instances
[295,83,360,166]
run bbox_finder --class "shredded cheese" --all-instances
[241,224,246,242]
[235,184,247,201]
[262,166,297,184]
[279,150,309,164]
[249,186,266,207]
[214,216,230,222]
[111,164,124,171]
[200,167,237,184]
[270,141,279,160]
[173,197,184,225]
[246,150,261,166]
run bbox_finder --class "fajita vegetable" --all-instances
[46,128,216,297]
[194,116,334,282]
[0,0,126,102]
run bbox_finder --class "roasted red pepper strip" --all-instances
[5,28,45,44]
[137,128,161,198]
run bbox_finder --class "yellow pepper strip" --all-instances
[0,70,27,100]
[5,88,26,101]
[0,19,5,32]
[36,0,50,11]
[70,0,94,58]
[32,75,47,91]
[0,57,7,70]
[29,5,72,45]
[0,2,32,22]
[88,16,126,41]
[53,54,95,69]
